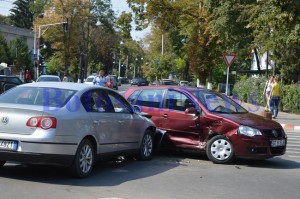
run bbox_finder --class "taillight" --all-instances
[26,117,57,129]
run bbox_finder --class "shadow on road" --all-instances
[0,155,180,186]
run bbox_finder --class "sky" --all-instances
[0,0,150,40]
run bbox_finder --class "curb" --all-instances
[281,124,300,131]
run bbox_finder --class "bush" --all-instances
[232,76,300,114]
[281,84,300,113]
[232,76,267,106]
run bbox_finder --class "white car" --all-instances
[84,75,95,85]
[36,75,61,82]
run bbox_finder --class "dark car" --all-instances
[137,78,149,86]
[131,78,139,86]
[0,75,23,94]
[124,86,287,164]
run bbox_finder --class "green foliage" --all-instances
[233,76,300,114]
[10,0,34,29]
[281,84,300,113]
[232,76,267,106]
[9,37,32,71]
[46,52,63,75]
[0,33,11,64]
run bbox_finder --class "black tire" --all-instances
[69,139,95,178]
[206,135,235,164]
[0,161,6,168]
[136,130,154,160]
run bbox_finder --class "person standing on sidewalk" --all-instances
[263,75,274,110]
[269,76,281,119]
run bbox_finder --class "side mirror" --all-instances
[132,105,142,113]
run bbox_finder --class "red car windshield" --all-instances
[190,89,248,114]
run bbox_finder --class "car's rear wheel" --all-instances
[206,135,235,164]
[0,161,6,168]
[69,139,95,178]
[136,130,154,160]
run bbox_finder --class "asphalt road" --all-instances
[0,129,299,199]
[0,84,299,199]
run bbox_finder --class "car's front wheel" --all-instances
[69,139,95,178]
[206,135,235,164]
[136,130,154,160]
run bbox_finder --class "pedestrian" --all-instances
[93,70,108,87]
[263,75,274,111]
[269,76,281,119]
[62,72,69,82]
[25,70,31,83]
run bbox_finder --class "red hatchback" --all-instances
[124,86,287,164]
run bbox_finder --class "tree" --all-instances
[0,33,11,65]
[9,37,32,72]
[10,0,34,29]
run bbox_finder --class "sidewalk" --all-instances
[240,101,300,131]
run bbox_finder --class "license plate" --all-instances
[0,140,18,151]
[271,139,285,147]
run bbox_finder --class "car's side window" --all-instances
[81,90,113,113]
[136,89,164,108]
[165,90,192,111]
[106,91,132,113]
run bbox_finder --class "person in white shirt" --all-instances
[263,75,274,110]
[93,70,108,87]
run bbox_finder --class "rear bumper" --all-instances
[0,150,74,166]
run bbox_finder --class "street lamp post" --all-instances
[35,19,68,79]
[118,41,124,76]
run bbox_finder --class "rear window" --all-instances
[0,87,76,107]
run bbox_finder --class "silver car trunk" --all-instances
[0,104,45,135]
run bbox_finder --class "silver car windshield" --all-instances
[0,87,76,107]
[190,90,248,114]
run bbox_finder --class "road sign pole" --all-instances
[225,66,230,96]
[223,54,236,96]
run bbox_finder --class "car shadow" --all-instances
[0,155,180,186]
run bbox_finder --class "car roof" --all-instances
[38,75,59,77]
[18,82,106,91]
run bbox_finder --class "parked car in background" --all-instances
[124,86,287,164]
[0,75,23,94]
[119,77,130,84]
[0,82,156,177]
[160,79,178,85]
[131,78,139,86]
[36,75,61,82]
[137,78,149,86]
[179,80,189,86]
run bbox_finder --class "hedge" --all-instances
[232,76,300,114]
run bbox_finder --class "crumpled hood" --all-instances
[219,112,282,129]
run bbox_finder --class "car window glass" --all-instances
[191,90,247,113]
[81,90,113,113]
[0,87,76,107]
[106,91,132,113]
[128,90,140,104]
[136,89,164,108]
[165,90,191,111]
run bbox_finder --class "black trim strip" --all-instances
[21,141,77,145]
[99,141,139,146]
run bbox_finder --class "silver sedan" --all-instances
[0,82,156,178]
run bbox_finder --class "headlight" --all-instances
[238,125,262,137]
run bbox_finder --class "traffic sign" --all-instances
[223,54,236,67]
